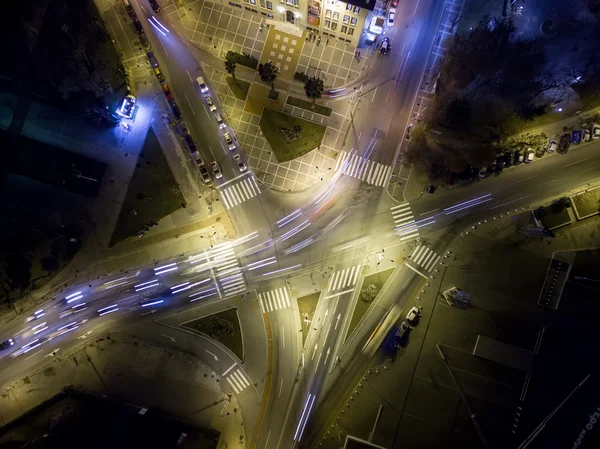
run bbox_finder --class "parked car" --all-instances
[148,0,161,12]
[406,306,420,325]
[123,0,133,12]
[233,154,247,172]
[582,129,592,142]
[0,338,14,351]
[547,139,558,153]
[478,167,488,178]
[210,161,223,179]
[425,184,436,194]
[200,166,212,185]
[146,51,159,68]
[571,129,581,145]
[204,95,217,111]
[191,151,204,166]
[380,37,391,55]
[503,152,513,167]
[184,135,197,152]
[197,76,208,92]
[495,158,505,172]
[162,83,173,101]
[593,125,600,139]
[178,122,190,137]
[153,67,165,82]
[396,320,412,344]
[391,0,398,6]
[133,19,144,35]
[215,113,225,129]
[387,8,396,27]
[171,103,181,120]
[223,132,236,150]
[514,150,524,165]
[524,149,535,163]
[558,133,571,154]
[117,95,136,118]
[487,159,497,175]
[139,33,151,50]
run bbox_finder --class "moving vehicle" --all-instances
[387,8,396,27]
[26,310,45,323]
[233,154,247,172]
[210,161,222,179]
[223,133,236,150]
[146,51,159,68]
[379,37,391,55]
[215,113,225,129]
[199,166,212,185]
[149,0,161,12]
[0,338,14,351]
[204,95,217,111]
[406,307,420,325]
[197,77,208,92]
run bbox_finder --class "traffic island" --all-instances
[182,308,243,361]
[297,292,320,346]
[345,268,394,343]
[259,107,326,163]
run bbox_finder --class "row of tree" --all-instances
[225,58,325,107]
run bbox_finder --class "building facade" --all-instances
[223,0,374,46]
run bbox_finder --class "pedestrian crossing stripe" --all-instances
[227,369,251,394]
[210,242,246,296]
[409,245,441,272]
[328,265,361,292]
[391,202,419,241]
[258,288,292,313]
[221,177,261,209]
[335,151,391,187]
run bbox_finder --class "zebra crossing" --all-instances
[211,242,246,296]
[328,265,361,293]
[334,151,392,187]
[258,287,292,313]
[391,202,419,242]
[408,245,441,276]
[226,368,251,394]
[220,177,261,209]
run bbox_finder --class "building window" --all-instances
[350,17,357,25]
[250,0,256,4]
[267,1,272,9]
[294,0,299,6]
[347,3,353,9]
[333,11,339,20]
[325,19,331,28]
[353,6,360,13]
[341,25,347,33]
[260,0,265,6]
[347,27,354,35]
[343,14,349,23]
[331,21,337,30]
[325,9,331,17]
[267,12,273,17]
[286,0,292,4]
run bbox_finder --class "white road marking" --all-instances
[184,94,196,115]
[223,362,236,377]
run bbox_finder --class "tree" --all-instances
[225,59,237,82]
[205,316,235,340]
[304,76,324,107]
[360,284,378,302]
[445,97,472,130]
[258,61,278,92]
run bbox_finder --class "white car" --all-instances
[233,154,247,172]
[199,166,212,185]
[25,309,45,323]
[191,151,204,166]
[223,132,236,150]
[593,125,600,139]
[387,8,396,27]
[582,129,591,142]
[406,306,420,324]
[547,139,558,153]
[204,94,217,111]
[210,161,222,179]
[197,76,208,92]
[524,149,535,163]
[215,113,225,129]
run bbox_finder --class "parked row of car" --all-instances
[547,125,600,155]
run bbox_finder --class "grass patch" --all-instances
[110,128,185,246]
[346,268,395,342]
[287,96,332,117]
[297,292,321,346]
[267,90,280,101]
[226,76,250,101]
[259,107,326,163]
[225,51,259,69]
[182,308,243,360]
